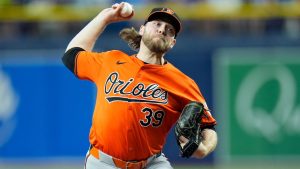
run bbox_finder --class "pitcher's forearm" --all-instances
[193,129,218,159]
[66,3,134,52]
[66,12,109,52]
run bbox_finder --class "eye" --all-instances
[168,28,174,33]
[167,27,175,36]
[152,21,159,26]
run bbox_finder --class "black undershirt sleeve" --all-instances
[62,47,85,74]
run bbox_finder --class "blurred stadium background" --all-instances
[1,0,300,169]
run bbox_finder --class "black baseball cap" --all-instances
[144,7,182,37]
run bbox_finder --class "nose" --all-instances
[157,25,166,36]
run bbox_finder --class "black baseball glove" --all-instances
[175,101,204,158]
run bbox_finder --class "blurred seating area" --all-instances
[0,0,299,46]
[1,0,299,5]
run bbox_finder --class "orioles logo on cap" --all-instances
[161,8,174,15]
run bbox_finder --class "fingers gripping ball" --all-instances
[120,2,133,17]
[175,101,204,158]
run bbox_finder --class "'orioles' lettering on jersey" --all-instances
[75,50,216,161]
[104,72,168,104]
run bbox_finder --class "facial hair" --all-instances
[142,32,171,54]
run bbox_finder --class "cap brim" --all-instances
[146,11,181,36]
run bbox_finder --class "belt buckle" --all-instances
[125,161,144,169]
[125,161,130,169]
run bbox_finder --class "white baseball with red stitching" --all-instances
[120,2,133,17]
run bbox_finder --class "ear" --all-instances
[139,25,145,36]
[170,39,176,48]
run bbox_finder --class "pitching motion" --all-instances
[62,2,217,169]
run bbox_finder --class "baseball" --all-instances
[120,2,133,17]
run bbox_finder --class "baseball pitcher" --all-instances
[62,2,217,169]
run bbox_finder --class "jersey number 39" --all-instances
[140,107,165,127]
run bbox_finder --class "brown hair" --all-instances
[119,27,142,51]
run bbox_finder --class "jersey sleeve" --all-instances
[75,50,128,82]
[75,51,102,82]
[182,79,217,128]
[75,50,116,82]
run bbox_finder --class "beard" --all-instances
[142,33,171,54]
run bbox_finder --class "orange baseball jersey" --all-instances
[75,50,216,161]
